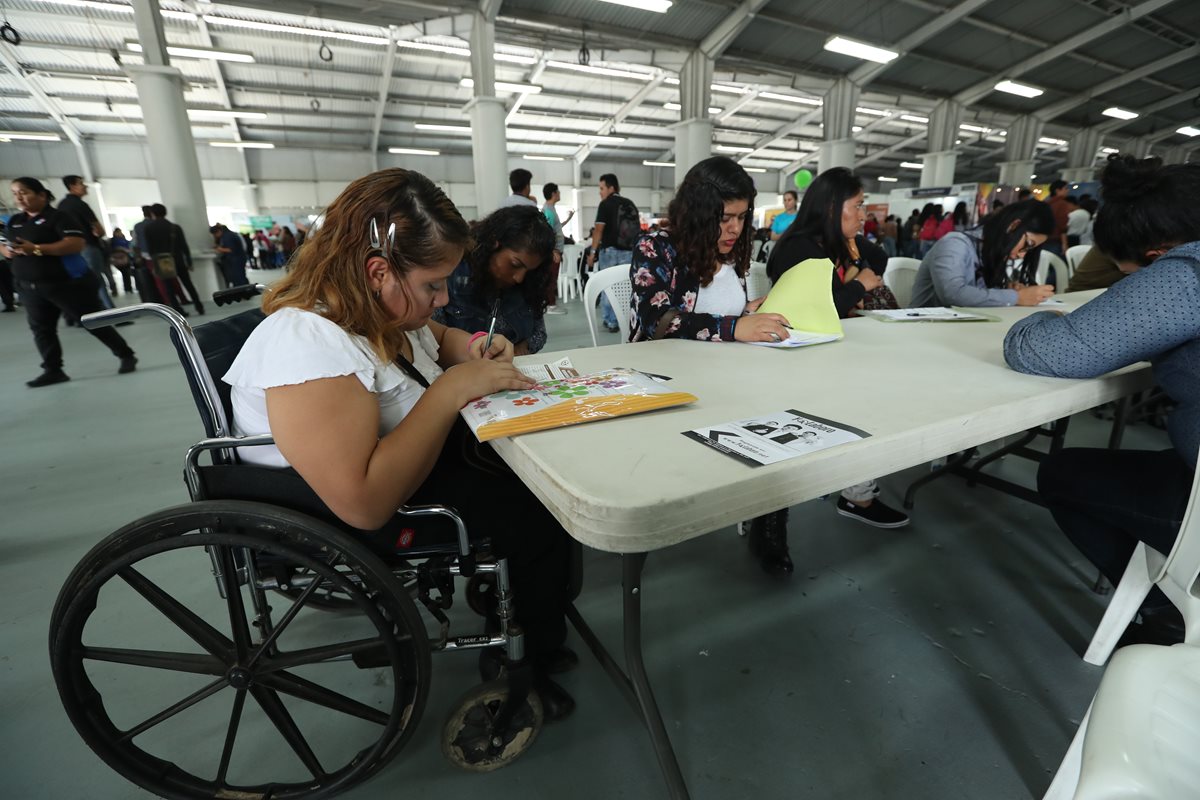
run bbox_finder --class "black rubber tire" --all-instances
[49,500,432,800]
[441,679,543,772]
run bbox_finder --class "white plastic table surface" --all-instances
[501,291,1154,554]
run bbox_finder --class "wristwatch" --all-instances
[32,245,42,257]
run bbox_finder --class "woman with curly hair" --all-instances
[628,155,789,343]
[434,204,556,355]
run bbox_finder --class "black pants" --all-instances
[1038,447,1193,610]
[0,259,14,308]
[17,275,134,372]
[403,433,571,662]
[175,265,204,311]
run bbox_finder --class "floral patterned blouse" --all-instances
[629,230,747,342]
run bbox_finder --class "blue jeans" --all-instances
[597,248,632,329]
[82,244,115,308]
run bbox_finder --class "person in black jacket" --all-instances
[744,168,907,575]
[3,177,136,387]
[145,203,203,314]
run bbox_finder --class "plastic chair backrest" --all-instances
[746,262,771,300]
[561,244,584,279]
[603,266,634,343]
[582,264,632,347]
[884,257,921,308]
[1159,448,1200,628]
[1066,245,1091,275]
[1036,251,1067,293]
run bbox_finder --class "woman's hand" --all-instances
[853,267,882,292]
[468,332,514,362]
[734,312,791,343]
[0,242,15,260]
[439,358,536,406]
[744,296,767,313]
[1016,284,1055,306]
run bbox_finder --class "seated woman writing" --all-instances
[1005,154,1200,646]
[910,199,1056,308]
[434,205,555,355]
[223,169,577,719]
[759,167,908,576]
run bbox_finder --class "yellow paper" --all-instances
[756,258,844,337]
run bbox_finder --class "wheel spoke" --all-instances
[258,637,391,673]
[117,677,228,744]
[215,688,247,786]
[119,566,234,659]
[214,547,254,661]
[250,685,326,779]
[246,572,324,669]
[257,669,390,726]
[80,646,225,675]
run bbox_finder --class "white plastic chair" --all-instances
[746,262,771,301]
[558,244,584,302]
[1066,245,1091,279]
[1036,251,1068,294]
[884,257,921,308]
[1044,454,1200,799]
[582,264,632,347]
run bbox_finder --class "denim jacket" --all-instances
[432,261,547,354]
[629,231,746,342]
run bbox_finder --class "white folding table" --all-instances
[501,290,1153,798]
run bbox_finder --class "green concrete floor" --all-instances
[0,269,1161,799]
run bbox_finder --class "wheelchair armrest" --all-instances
[397,505,471,564]
[213,285,268,306]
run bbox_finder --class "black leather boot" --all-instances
[747,509,793,576]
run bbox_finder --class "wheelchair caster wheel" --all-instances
[441,679,543,772]
[465,572,497,617]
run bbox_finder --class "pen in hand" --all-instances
[482,299,500,358]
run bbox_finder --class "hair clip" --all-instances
[369,217,397,254]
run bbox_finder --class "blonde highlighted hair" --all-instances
[263,169,469,362]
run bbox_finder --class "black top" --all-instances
[767,233,887,319]
[595,194,623,250]
[143,218,192,268]
[57,194,100,245]
[6,206,88,283]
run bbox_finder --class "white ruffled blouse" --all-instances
[223,307,443,467]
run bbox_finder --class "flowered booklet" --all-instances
[461,367,697,442]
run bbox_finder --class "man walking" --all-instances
[542,182,574,315]
[586,173,638,333]
[211,222,249,287]
[145,204,204,314]
[58,175,115,308]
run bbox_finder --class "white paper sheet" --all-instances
[683,409,870,467]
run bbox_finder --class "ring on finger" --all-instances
[769,332,781,342]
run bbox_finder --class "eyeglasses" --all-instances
[1013,234,1038,258]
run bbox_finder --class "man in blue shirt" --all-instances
[211,223,248,287]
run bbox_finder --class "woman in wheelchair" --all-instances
[223,168,578,720]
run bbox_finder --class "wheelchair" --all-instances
[49,286,552,799]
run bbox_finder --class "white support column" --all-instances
[819,77,858,173]
[998,114,1043,186]
[1061,167,1095,183]
[920,99,961,187]
[920,151,958,187]
[467,11,507,215]
[998,160,1036,186]
[1129,137,1153,159]
[818,140,855,172]
[674,50,713,176]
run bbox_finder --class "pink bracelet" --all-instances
[468,331,488,348]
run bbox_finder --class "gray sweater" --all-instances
[910,230,1018,307]
[1004,241,1200,468]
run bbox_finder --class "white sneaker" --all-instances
[545,305,567,315]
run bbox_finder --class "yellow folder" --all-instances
[756,258,844,337]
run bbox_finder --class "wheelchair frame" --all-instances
[48,291,549,800]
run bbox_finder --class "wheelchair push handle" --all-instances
[81,302,188,330]
[213,284,266,307]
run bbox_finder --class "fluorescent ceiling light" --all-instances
[127,42,254,63]
[389,147,440,155]
[1101,147,1120,154]
[36,0,194,20]
[1102,106,1138,121]
[994,80,1043,98]
[459,78,542,94]
[716,145,754,153]
[643,160,675,167]
[0,131,61,141]
[1177,126,1200,137]
[414,123,471,132]
[577,134,626,143]
[187,109,267,120]
[524,155,564,161]
[202,15,388,45]
[960,123,990,133]
[855,106,890,117]
[711,83,746,95]
[899,114,928,124]
[759,91,822,106]
[389,39,535,65]
[743,167,767,173]
[597,0,673,11]
[878,176,898,182]
[662,102,722,114]
[210,141,274,149]
[852,126,863,132]
[1038,137,1068,146]
[824,36,898,64]
[546,60,655,80]
[900,161,923,169]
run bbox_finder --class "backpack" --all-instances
[613,196,641,251]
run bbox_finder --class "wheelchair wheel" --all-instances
[50,500,432,800]
[441,679,543,772]
[273,566,358,611]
